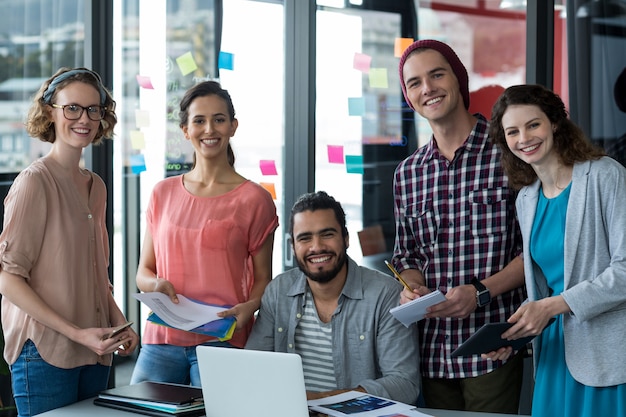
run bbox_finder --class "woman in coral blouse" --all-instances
[130,81,278,387]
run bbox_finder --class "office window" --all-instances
[313,1,526,272]
[113,0,284,322]
[0,0,87,174]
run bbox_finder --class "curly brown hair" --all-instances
[25,67,117,145]
[489,84,605,189]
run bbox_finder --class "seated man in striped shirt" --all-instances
[246,191,420,405]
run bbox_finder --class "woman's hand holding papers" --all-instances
[153,276,179,304]
[217,298,259,330]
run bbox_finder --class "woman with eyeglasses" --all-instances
[0,67,139,416]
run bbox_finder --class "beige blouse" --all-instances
[1,157,113,368]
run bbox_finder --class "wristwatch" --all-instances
[471,278,491,307]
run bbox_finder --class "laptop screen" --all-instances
[196,346,310,417]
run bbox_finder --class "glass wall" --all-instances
[113,0,285,325]
[565,0,626,165]
[0,0,87,173]
[314,0,527,272]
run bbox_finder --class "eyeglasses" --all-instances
[51,103,106,121]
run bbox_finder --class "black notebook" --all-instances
[94,381,204,416]
[93,397,205,417]
[451,318,556,357]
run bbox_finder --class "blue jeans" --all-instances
[10,340,110,417]
[130,342,233,387]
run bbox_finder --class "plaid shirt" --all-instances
[392,114,525,379]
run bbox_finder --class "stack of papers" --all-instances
[94,381,204,416]
[134,292,236,340]
[389,290,446,327]
[308,391,434,417]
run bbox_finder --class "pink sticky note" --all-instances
[327,145,344,164]
[136,75,154,89]
[353,53,372,73]
[259,160,278,176]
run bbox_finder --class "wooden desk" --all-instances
[38,398,522,416]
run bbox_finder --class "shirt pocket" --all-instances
[346,329,374,372]
[468,188,510,237]
[405,200,438,248]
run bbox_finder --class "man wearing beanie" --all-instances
[390,39,526,413]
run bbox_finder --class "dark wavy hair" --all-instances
[179,81,236,168]
[289,191,348,239]
[26,67,117,144]
[489,84,605,189]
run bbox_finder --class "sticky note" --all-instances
[218,51,234,70]
[259,160,278,176]
[259,182,277,199]
[130,154,146,174]
[135,110,150,128]
[368,68,388,89]
[130,130,145,150]
[136,75,154,89]
[394,38,414,57]
[176,52,198,76]
[353,52,372,73]
[357,224,387,256]
[345,155,364,174]
[327,145,344,164]
[348,97,365,116]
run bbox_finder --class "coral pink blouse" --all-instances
[141,177,278,348]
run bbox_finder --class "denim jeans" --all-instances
[130,341,233,387]
[10,340,110,417]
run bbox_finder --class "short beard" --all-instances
[296,249,347,284]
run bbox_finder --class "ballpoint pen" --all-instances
[384,260,414,292]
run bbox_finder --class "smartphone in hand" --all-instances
[102,321,134,340]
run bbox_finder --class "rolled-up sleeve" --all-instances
[0,171,47,280]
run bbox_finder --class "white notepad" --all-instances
[389,290,446,327]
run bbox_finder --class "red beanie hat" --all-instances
[398,39,470,110]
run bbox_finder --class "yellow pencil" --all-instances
[384,260,414,292]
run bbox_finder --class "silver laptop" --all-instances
[196,346,310,417]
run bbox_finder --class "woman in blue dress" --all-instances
[486,84,626,416]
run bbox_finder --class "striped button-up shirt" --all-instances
[392,114,525,379]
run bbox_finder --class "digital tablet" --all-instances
[451,318,555,357]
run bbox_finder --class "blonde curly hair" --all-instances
[25,67,117,145]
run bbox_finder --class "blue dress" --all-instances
[530,184,626,416]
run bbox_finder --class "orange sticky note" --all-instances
[259,182,277,200]
[394,38,414,57]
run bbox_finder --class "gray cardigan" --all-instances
[517,157,626,387]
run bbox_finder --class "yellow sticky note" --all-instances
[176,52,198,76]
[130,130,145,150]
[369,68,388,89]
